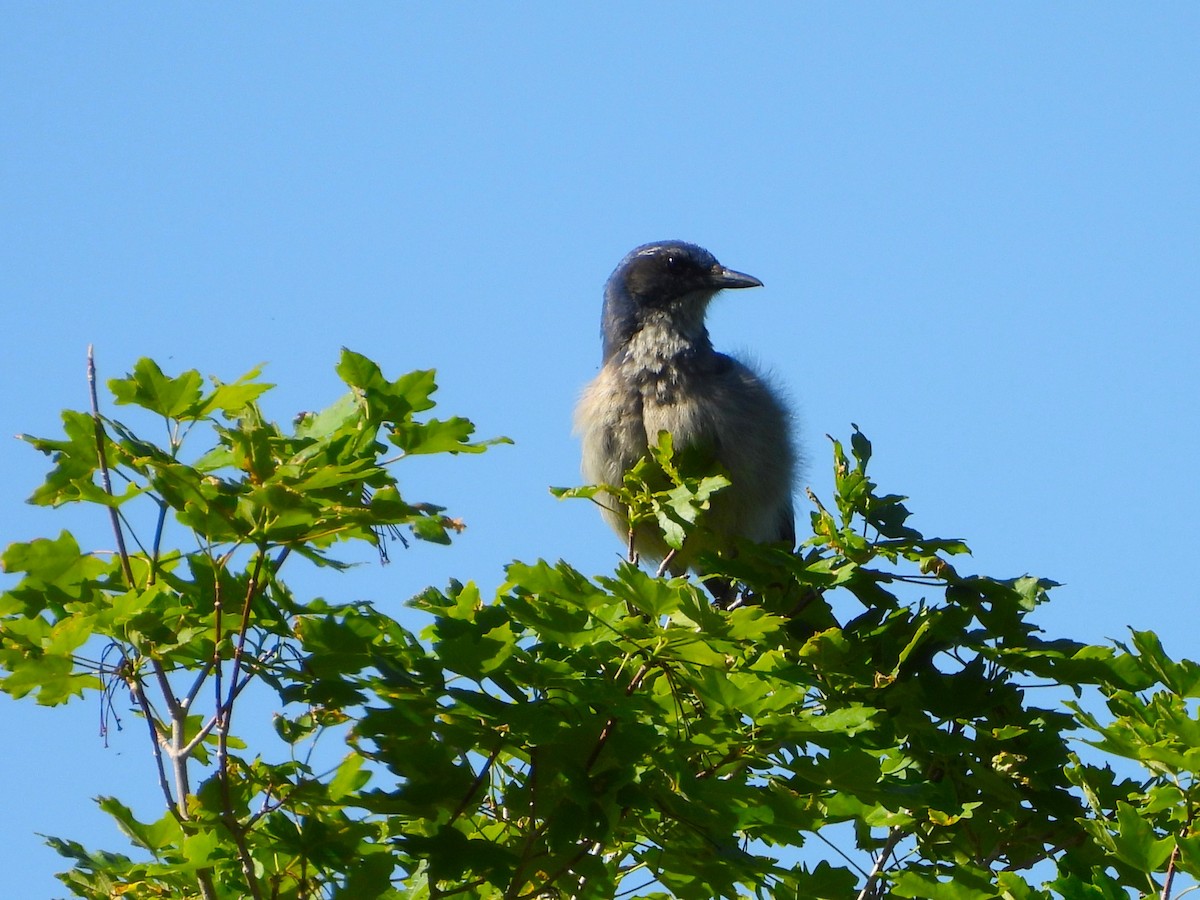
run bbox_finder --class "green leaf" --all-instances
[389,416,504,455]
[0,653,99,704]
[892,866,1001,899]
[20,410,107,507]
[1110,800,1175,871]
[198,365,273,416]
[98,797,184,855]
[109,358,205,419]
[336,348,438,421]
[329,754,371,800]
[1129,628,1200,697]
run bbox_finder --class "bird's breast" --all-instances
[638,386,710,446]
[576,360,711,479]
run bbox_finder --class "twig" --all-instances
[152,661,183,721]
[510,663,651,898]
[214,548,269,900]
[1162,841,1180,900]
[448,744,501,825]
[182,660,216,711]
[504,747,542,899]
[127,670,177,816]
[87,349,220,900]
[1162,802,1195,900]
[87,346,134,586]
[177,710,222,759]
[857,827,904,900]
[811,828,869,878]
[149,500,169,582]
[655,549,677,578]
[226,550,266,714]
[585,662,650,773]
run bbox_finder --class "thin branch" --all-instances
[513,662,653,896]
[522,836,611,900]
[448,744,502,826]
[856,827,904,900]
[127,669,177,817]
[177,710,222,759]
[655,548,677,578]
[585,663,650,773]
[695,747,742,780]
[152,661,183,721]
[431,878,488,898]
[811,829,868,879]
[214,548,269,900]
[504,747,542,899]
[129,669,217,900]
[183,660,216,711]
[149,499,169,581]
[226,550,266,713]
[87,346,134,586]
[212,548,226,735]
[146,660,194,809]
[1162,800,1195,900]
[1162,841,1181,900]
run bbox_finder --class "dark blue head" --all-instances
[599,241,763,362]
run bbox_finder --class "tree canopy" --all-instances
[2,351,1197,899]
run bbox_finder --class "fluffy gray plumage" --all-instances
[575,241,796,578]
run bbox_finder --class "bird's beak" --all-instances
[710,266,763,290]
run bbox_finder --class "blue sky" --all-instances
[2,6,1198,895]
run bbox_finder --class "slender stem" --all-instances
[212,549,225,740]
[127,670,177,817]
[214,548,269,900]
[504,748,541,899]
[226,550,265,713]
[526,837,609,900]
[149,499,169,582]
[87,346,134,586]
[585,663,650,773]
[1162,841,1180,900]
[811,827,869,878]
[448,745,501,826]
[178,711,222,759]
[88,349,219,900]
[1162,801,1195,900]
[516,663,651,897]
[152,661,182,720]
[857,827,904,900]
[183,660,216,710]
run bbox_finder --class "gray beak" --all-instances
[710,266,763,290]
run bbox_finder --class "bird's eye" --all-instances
[666,256,677,271]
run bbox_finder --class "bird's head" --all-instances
[600,241,762,361]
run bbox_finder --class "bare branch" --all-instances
[126,668,177,817]
[856,827,904,900]
[87,346,135,587]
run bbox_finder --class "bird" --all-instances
[575,241,796,603]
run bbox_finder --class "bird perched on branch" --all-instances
[575,241,796,602]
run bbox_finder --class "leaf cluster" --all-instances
[2,354,1198,900]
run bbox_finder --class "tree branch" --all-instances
[857,827,904,900]
[87,346,134,586]
[214,548,269,900]
[127,668,176,816]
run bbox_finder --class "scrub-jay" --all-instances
[575,241,796,599]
